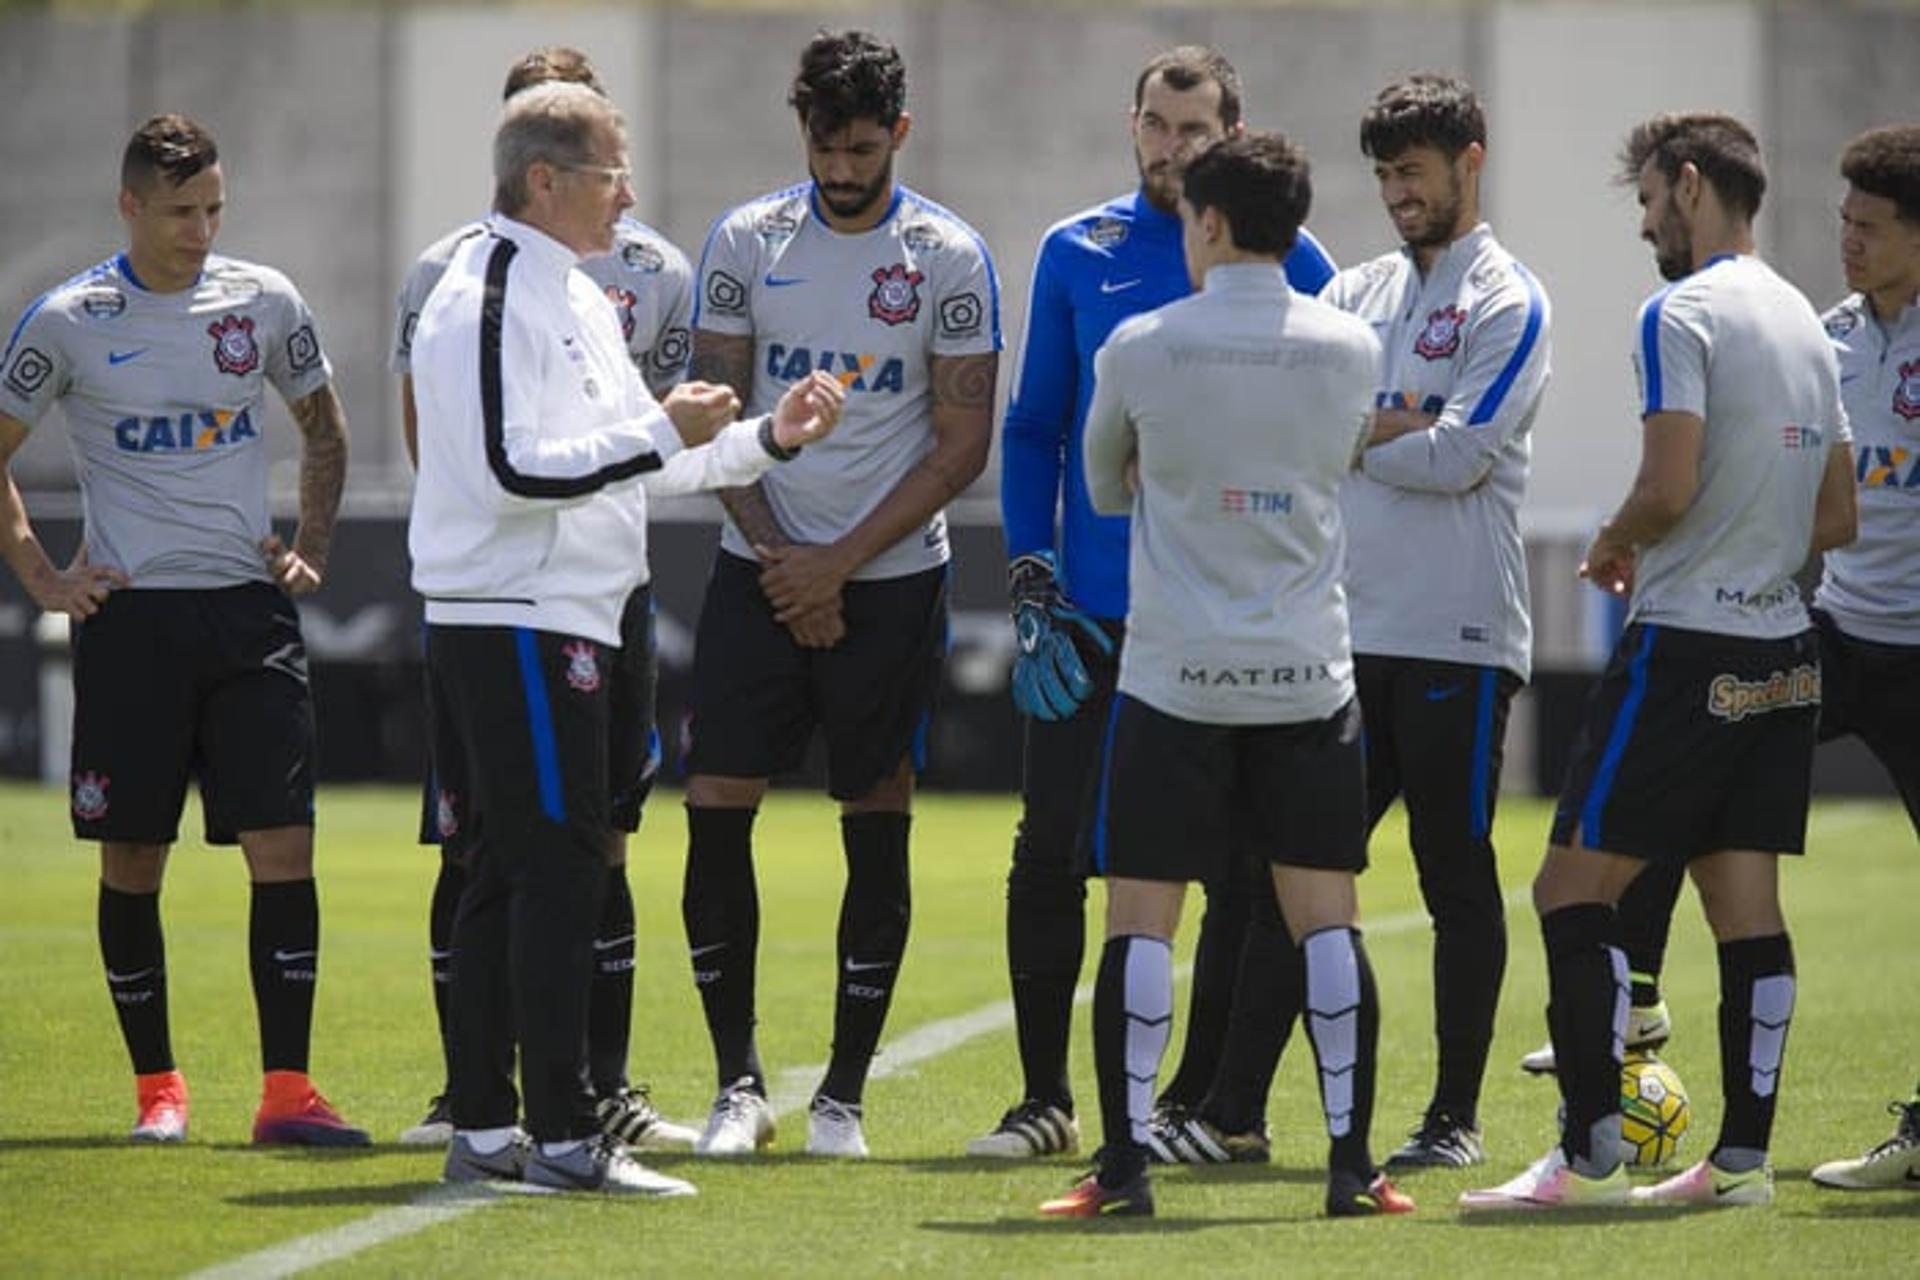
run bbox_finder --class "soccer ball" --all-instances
[1619,1051,1690,1168]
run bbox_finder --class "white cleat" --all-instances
[1459,1146,1630,1212]
[1521,1000,1673,1075]
[693,1078,775,1157]
[597,1085,700,1152]
[1811,1100,1920,1190]
[805,1094,869,1158]
[1631,1158,1772,1207]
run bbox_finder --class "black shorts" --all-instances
[686,551,947,801]
[1813,608,1920,827]
[69,583,315,845]
[1091,694,1369,882]
[1550,623,1819,861]
[423,587,659,854]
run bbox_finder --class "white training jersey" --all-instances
[694,182,1001,580]
[1813,293,1920,645]
[1628,254,1849,639]
[1083,263,1380,726]
[0,252,332,587]
[1327,223,1550,681]
[394,214,693,396]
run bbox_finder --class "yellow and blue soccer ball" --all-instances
[1620,1050,1690,1168]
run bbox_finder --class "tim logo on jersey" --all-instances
[1894,359,1920,422]
[766,343,905,393]
[1414,305,1467,360]
[209,314,259,376]
[114,407,257,453]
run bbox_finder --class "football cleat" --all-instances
[399,1093,453,1147]
[524,1134,697,1196]
[1811,1100,1920,1190]
[597,1084,699,1152]
[1459,1146,1631,1212]
[1142,1107,1271,1164]
[805,1094,869,1158]
[1521,1000,1672,1075]
[966,1100,1079,1158]
[443,1129,532,1184]
[1038,1161,1154,1218]
[693,1077,775,1157]
[1384,1108,1486,1169]
[251,1071,370,1147]
[1326,1168,1417,1217]
[131,1069,189,1144]
[1631,1158,1773,1207]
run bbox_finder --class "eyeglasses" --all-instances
[559,162,633,190]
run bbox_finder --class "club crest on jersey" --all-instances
[208,314,259,376]
[606,286,639,341]
[435,790,459,840]
[1089,218,1128,249]
[72,771,110,821]
[621,242,665,274]
[1894,359,1920,422]
[868,264,924,326]
[1414,305,1467,360]
[1824,306,1861,339]
[563,641,601,693]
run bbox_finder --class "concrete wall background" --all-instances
[3,1,1916,531]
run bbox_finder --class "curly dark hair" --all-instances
[1618,112,1766,220]
[1181,131,1312,256]
[502,46,604,101]
[789,29,907,136]
[1360,73,1485,162]
[1841,125,1920,225]
[122,114,218,193]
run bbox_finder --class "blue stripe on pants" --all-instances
[514,628,566,824]
[1469,668,1497,840]
[1580,626,1659,849]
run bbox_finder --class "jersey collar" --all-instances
[115,252,203,294]
[807,182,903,234]
[1402,221,1493,277]
[490,214,581,274]
[1202,261,1291,296]
[1128,188,1180,234]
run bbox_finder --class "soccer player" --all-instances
[677,29,999,1158]
[0,115,366,1146]
[1461,112,1856,1212]
[1037,131,1411,1219]
[390,45,697,1153]
[975,45,1335,1162]
[1159,72,1548,1171]
[410,82,843,1194]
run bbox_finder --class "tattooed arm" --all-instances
[758,351,997,622]
[262,383,349,595]
[692,329,790,550]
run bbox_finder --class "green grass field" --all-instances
[2,782,1917,1276]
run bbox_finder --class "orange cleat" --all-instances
[1327,1168,1417,1217]
[252,1070,370,1147]
[132,1069,189,1143]
[1038,1168,1154,1218]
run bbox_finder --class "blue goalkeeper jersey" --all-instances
[1000,188,1335,619]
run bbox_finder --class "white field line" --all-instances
[187,898,1460,1280]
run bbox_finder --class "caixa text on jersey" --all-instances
[112,408,257,453]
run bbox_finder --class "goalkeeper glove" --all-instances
[1008,550,1115,722]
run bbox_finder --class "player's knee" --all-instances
[687,774,767,809]
[99,842,169,893]
[238,826,315,883]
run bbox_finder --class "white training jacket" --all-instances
[409,214,789,646]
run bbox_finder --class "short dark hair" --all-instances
[503,46,604,101]
[1360,74,1485,161]
[121,114,218,194]
[1618,112,1766,220]
[1841,124,1920,225]
[1133,46,1242,131]
[1180,131,1311,257]
[789,29,906,136]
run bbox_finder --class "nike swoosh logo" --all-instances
[844,958,896,973]
[763,275,806,288]
[106,967,156,983]
[1099,278,1142,294]
[1425,685,1464,701]
[593,933,635,952]
[273,949,318,963]
[689,942,729,958]
[428,948,454,962]
[108,349,146,365]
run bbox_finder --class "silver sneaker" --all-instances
[805,1095,869,1158]
[524,1134,697,1196]
[443,1128,532,1184]
[694,1077,776,1157]
[400,1094,454,1147]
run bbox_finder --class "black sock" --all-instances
[428,855,464,1090]
[1712,933,1795,1167]
[1429,867,1506,1128]
[683,806,763,1093]
[589,864,636,1097]
[1541,902,1627,1176]
[1203,876,1299,1135]
[820,813,912,1105]
[99,883,173,1075]
[1158,867,1249,1110]
[1617,856,1685,1006]
[1005,858,1085,1112]
[250,878,319,1074]
[1302,926,1379,1179]
[1093,935,1171,1188]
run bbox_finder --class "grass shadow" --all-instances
[1454,1206,1645,1227]
[0,1136,139,1152]
[1793,1195,1920,1220]
[921,1215,1281,1236]
[226,1181,446,1209]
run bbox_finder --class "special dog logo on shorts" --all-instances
[208,314,260,376]
[1894,359,1920,422]
[562,641,602,693]
[435,789,459,840]
[72,771,111,822]
[1413,305,1467,360]
[605,286,639,341]
[868,264,924,326]
[1706,664,1820,722]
